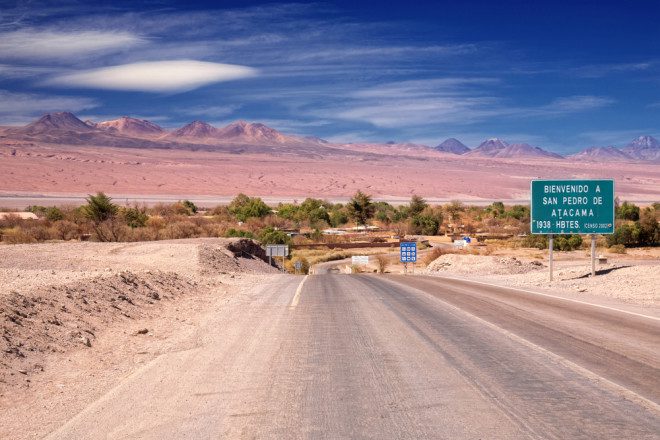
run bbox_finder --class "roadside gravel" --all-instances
[425,253,659,306]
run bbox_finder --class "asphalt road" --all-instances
[47,274,660,439]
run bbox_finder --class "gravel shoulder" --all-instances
[424,252,659,308]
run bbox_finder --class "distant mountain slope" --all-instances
[22,112,93,134]
[465,139,562,159]
[435,138,470,154]
[569,146,635,161]
[622,135,660,161]
[170,121,219,138]
[6,113,173,149]
[95,116,164,136]
[215,121,289,143]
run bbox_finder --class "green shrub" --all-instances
[228,194,271,221]
[182,200,198,214]
[225,228,254,239]
[258,226,290,245]
[122,206,149,228]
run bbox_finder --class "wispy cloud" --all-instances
[46,60,258,92]
[572,61,654,78]
[0,29,146,61]
[182,105,242,119]
[530,95,615,115]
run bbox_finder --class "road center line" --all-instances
[289,275,308,309]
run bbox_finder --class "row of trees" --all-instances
[3,191,657,248]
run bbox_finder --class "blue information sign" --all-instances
[400,242,417,263]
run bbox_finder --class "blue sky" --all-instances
[0,0,658,153]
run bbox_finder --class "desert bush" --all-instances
[2,227,36,244]
[209,205,233,221]
[0,213,25,229]
[521,234,548,250]
[284,256,310,274]
[422,247,445,265]
[554,235,582,251]
[51,220,80,240]
[160,221,201,239]
[122,206,149,228]
[123,226,159,242]
[607,244,627,254]
[350,264,363,274]
[375,254,389,274]
[225,228,255,239]
[181,200,198,214]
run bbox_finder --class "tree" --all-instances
[410,207,443,235]
[182,200,198,215]
[444,200,464,233]
[347,190,375,227]
[82,192,120,241]
[639,207,659,245]
[408,195,428,217]
[228,194,271,222]
[299,198,330,226]
[258,226,291,245]
[122,206,148,228]
[617,201,640,221]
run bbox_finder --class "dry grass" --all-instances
[375,254,389,274]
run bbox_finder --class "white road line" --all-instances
[384,277,660,413]
[289,275,308,309]
[425,273,660,322]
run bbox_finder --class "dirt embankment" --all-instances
[424,252,659,306]
[0,238,277,390]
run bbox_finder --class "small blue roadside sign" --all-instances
[400,242,417,263]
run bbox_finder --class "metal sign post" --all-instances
[266,244,289,267]
[531,179,615,281]
[548,234,554,282]
[590,234,596,277]
[400,242,417,275]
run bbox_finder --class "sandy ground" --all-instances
[424,251,660,306]
[0,238,279,394]
[1,142,658,201]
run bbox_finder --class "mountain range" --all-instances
[1,112,658,162]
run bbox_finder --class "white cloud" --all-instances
[46,60,258,92]
[536,95,614,115]
[0,29,146,61]
[0,90,98,124]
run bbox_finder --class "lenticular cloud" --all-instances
[47,60,258,93]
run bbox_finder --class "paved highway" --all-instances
[48,274,659,439]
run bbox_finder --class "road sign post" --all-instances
[266,244,289,267]
[531,179,614,281]
[548,234,554,282]
[400,242,417,275]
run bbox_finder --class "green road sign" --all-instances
[530,179,614,234]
